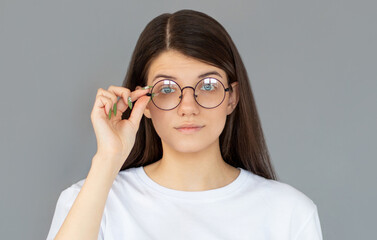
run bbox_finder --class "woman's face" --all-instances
[142,50,239,153]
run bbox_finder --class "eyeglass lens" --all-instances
[150,78,226,110]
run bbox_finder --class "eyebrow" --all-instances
[152,71,223,83]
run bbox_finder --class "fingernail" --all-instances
[128,96,133,110]
[143,85,153,89]
[108,108,112,120]
[113,102,117,116]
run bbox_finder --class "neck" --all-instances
[143,139,240,191]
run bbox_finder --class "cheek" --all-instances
[206,102,230,135]
[149,108,171,137]
[206,111,227,136]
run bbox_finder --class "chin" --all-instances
[164,138,217,154]
[173,142,204,153]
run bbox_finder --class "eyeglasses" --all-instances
[146,77,230,111]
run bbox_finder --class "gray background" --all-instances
[1,0,376,239]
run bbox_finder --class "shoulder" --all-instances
[53,178,86,211]
[242,170,318,214]
[242,171,322,238]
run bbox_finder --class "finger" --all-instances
[106,85,130,108]
[108,85,152,111]
[96,88,118,111]
[96,89,116,114]
[96,87,128,118]
[92,95,113,119]
[128,95,151,129]
[97,87,123,112]
[114,96,127,115]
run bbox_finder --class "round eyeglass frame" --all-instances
[146,78,230,111]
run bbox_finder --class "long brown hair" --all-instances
[120,9,277,180]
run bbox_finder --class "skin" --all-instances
[53,49,240,239]
[138,49,241,191]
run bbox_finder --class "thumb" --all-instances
[128,95,151,129]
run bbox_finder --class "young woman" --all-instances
[47,9,323,240]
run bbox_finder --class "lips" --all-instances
[174,123,205,134]
[174,123,204,129]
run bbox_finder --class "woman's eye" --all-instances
[161,86,175,94]
[201,84,215,91]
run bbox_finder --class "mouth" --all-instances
[174,126,204,134]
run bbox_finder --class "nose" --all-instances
[177,86,199,116]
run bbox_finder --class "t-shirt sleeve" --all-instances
[46,185,105,240]
[293,204,323,240]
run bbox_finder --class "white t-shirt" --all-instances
[46,166,323,240]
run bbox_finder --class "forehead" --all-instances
[147,50,226,83]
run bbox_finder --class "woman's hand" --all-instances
[90,85,151,170]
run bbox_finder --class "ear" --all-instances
[226,81,239,115]
[136,85,152,119]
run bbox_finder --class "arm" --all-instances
[293,205,323,240]
[51,85,150,239]
[54,154,120,240]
